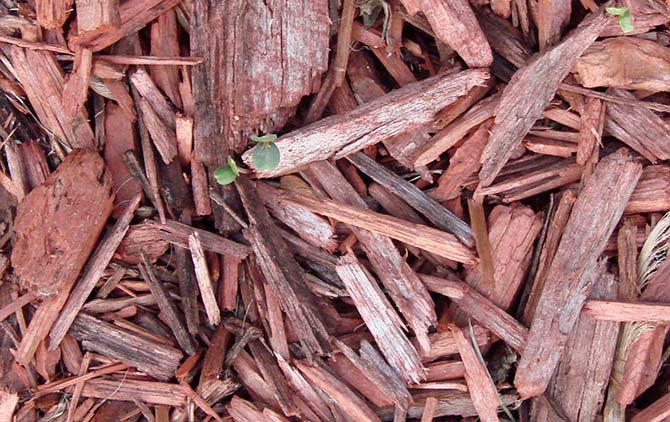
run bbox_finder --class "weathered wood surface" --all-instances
[574,37,670,92]
[533,271,619,422]
[400,0,493,67]
[478,13,608,186]
[4,0,670,419]
[514,149,642,399]
[69,313,182,381]
[242,69,490,176]
[336,253,425,384]
[191,0,330,162]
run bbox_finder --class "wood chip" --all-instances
[448,323,501,422]
[478,13,608,186]
[514,149,642,399]
[242,69,490,177]
[69,313,182,381]
[336,252,424,384]
[284,190,475,264]
[12,150,113,365]
[574,37,670,92]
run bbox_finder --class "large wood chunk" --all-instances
[514,149,642,399]
[12,149,114,296]
[191,0,331,162]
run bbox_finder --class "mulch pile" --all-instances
[1,0,670,420]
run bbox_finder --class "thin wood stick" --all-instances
[296,361,381,422]
[478,13,608,186]
[69,313,182,381]
[559,83,670,113]
[336,252,425,384]
[284,190,475,264]
[347,151,473,247]
[0,292,35,323]
[33,362,127,395]
[49,194,142,350]
[138,257,196,355]
[242,69,490,177]
[631,394,670,422]
[449,324,501,422]
[236,176,331,357]
[74,0,181,52]
[467,198,495,290]
[96,55,203,65]
[0,35,73,54]
[189,232,221,327]
[180,381,223,422]
[583,300,670,322]
[303,0,355,124]
[81,378,187,406]
[421,397,439,422]
[148,219,250,258]
[309,160,436,352]
[420,274,528,352]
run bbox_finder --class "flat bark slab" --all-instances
[192,0,331,161]
[11,149,114,295]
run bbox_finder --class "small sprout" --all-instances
[606,6,635,33]
[250,134,277,143]
[250,133,280,171]
[253,142,280,171]
[214,156,239,185]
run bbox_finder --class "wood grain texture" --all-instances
[625,165,670,215]
[605,88,670,163]
[285,191,475,264]
[336,253,425,384]
[514,149,642,399]
[48,194,141,350]
[69,313,183,381]
[449,324,500,422]
[348,152,473,247]
[309,160,437,352]
[574,37,670,92]
[542,271,619,422]
[9,47,95,150]
[237,176,332,357]
[243,69,490,177]
[406,0,493,67]
[191,0,330,163]
[478,13,608,186]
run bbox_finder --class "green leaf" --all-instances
[214,165,238,185]
[250,133,278,143]
[605,6,628,15]
[227,156,239,175]
[606,6,635,33]
[253,142,280,171]
[618,10,635,33]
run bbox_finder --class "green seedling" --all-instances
[606,6,635,33]
[214,156,239,185]
[251,134,280,171]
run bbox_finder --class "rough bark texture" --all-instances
[478,13,608,186]
[242,69,490,177]
[514,149,642,399]
[191,0,330,163]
